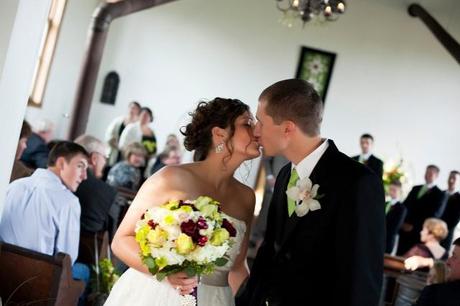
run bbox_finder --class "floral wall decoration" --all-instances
[295,46,336,103]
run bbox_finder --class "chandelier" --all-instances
[276,0,346,26]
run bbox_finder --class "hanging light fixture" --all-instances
[276,0,346,26]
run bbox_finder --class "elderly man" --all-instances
[74,135,117,237]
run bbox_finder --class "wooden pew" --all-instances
[0,242,84,306]
[382,254,428,306]
[77,230,109,267]
[384,254,406,276]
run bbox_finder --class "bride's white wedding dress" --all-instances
[104,216,246,306]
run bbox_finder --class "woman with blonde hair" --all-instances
[107,142,147,191]
[405,218,449,261]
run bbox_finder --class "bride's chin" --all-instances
[246,149,261,159]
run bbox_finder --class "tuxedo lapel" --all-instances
[271,164,291,251]
[279,140,338,250]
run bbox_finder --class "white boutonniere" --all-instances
[286,177,323,217]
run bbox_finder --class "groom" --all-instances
[236,79,385,306]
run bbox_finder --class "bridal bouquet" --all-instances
[135,196,237,305]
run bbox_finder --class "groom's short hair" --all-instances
[259,79,323,136]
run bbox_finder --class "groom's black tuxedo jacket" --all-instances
[237,140,385,306]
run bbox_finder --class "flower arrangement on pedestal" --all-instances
[383,158,411,197]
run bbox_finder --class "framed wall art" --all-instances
[295,46,336,103]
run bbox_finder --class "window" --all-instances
[28,0,67,107]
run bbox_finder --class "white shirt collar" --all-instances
[291,139,329,180]
[360,152,372,161]
[389,198,399,206]
[426,183,436,189]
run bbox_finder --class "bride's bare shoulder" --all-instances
[146,163,197,186]
[133,164,197,206]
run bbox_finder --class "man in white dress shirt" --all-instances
[0,141,89,277]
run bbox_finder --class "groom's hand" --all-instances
[167,272,198,295]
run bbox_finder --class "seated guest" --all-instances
[440,170,460,250]
[405,218,448,261]
[74,135,117,236]
[414,237,460,306]
[0,141,89,280]
[385,180,407,254]
[398,165,447,255]
[10,120,34,182]
[20,119,54,169]
[107,142,146,191]
[352,133,383,179]
[149,145,182,175]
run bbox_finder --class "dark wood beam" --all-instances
[68,0,177,140]
[408,3,460,65]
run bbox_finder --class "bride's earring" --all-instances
[215,143,224,153]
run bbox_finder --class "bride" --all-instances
[104,98,260,306]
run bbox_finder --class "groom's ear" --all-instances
[211,126,228,143]
[283,120,297,136]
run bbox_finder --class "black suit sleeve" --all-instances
[415,285,434,306]
[348,171,385,306]
[403,187,419,224]
[434,191,448,218]
[386,204,407,253]
[375,158,383,180]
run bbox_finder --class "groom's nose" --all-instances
[253,123,261,137]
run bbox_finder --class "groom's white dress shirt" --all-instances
[291,138,329,180]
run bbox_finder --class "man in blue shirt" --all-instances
[0,141,89,272]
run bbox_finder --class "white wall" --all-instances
[25,0,100,137]
[0,0,19,78]
[0,0,53,216]
[5,0,459,190]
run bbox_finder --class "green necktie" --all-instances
[385,201,391,214]
[287,168,299,217]
[417,185,428,199]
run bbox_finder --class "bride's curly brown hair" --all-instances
[181,98,249,162]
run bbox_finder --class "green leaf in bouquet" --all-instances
[185,265,197,277]
[143,257,159,275]
[156,272,167,281]
[162,265,182,276]
[214,257,228,267]
[205,265,215,274]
